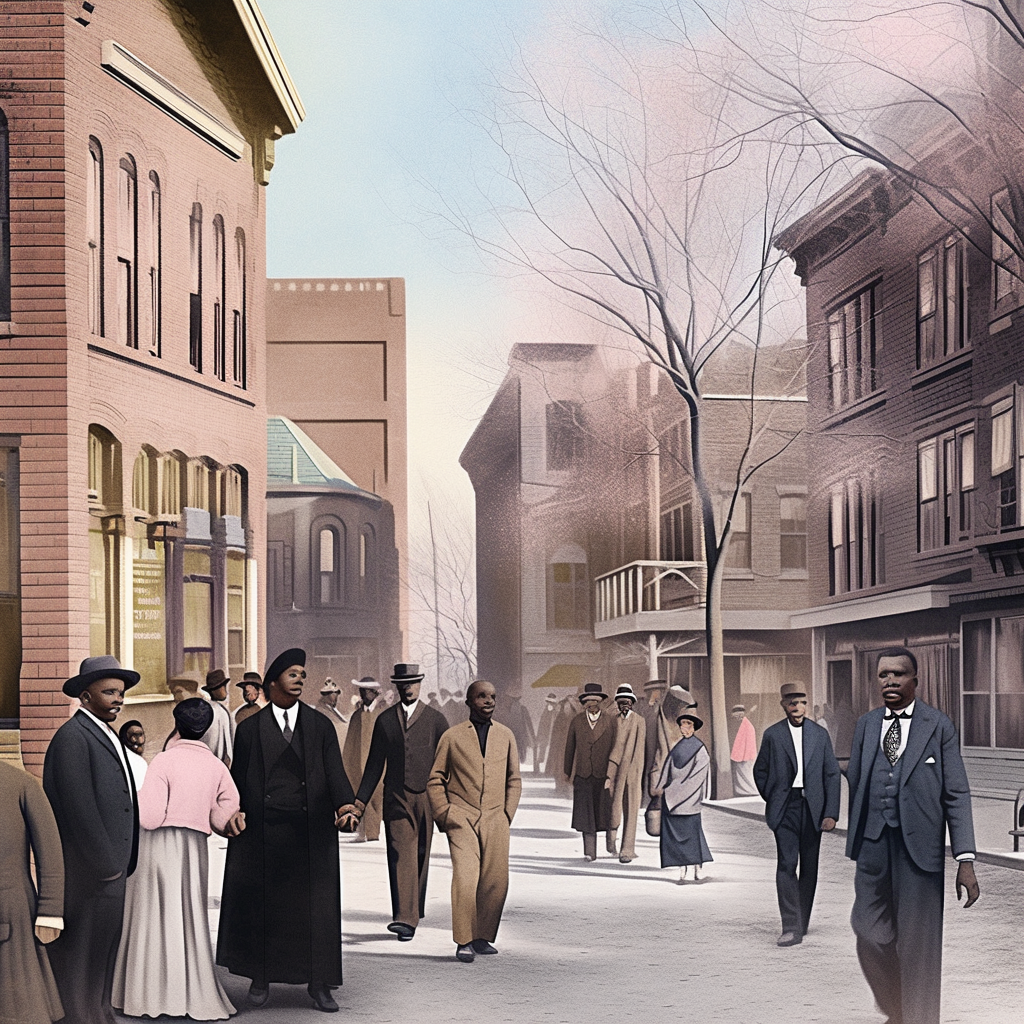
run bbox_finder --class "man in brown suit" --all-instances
[428,680,522,964]
[564,682,616,861]
[606,684,646,863]
[342,676,385,841]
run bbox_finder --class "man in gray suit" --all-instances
[846,647,979,1024]
[753,682,840,946]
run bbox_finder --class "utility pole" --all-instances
[428,501,441,688]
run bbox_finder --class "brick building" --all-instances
[266,277,409,644]
[778,157,1024,793]
[0,1,302,768]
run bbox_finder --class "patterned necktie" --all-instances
[883,711,909,765]
[282,709,293,744]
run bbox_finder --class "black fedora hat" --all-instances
[202,668,230,693]
[63,655,140,699]
[264,648,306,687]
[676,712,704,730]
[578,682,607,702]
[391,663,425,683]
[236,671,262,690]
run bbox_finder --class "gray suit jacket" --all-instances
[845,700,975,872]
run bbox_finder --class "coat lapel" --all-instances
[75,711,126,769]
[405,701,425,732]
[260,703,289,763]
[899,701,937,781]
[781,723,798,775]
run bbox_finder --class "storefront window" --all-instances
[183,546,213,675]
[227,551,246,676]
[132,535,166,693]
[962,615,1024,749]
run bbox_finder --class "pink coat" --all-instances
[138,739,240,835]
[730,716,757,763]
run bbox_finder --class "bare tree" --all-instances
[439,20,846,794]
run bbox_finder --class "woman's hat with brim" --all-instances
[63,655,140,698]
[264,648,306,687]
[391,664,425,684]
[676,712,704,730]
[578,682,607,702]
[614,684,638,703]
[353,676,381,691]
[236,671,262,690]
[202,668,230,694]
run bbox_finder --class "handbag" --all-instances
[645,794,662,837]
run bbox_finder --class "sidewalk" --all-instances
[707,781,1024,870]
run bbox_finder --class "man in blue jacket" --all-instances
[846,647,979,1024]
[753,681,840,947]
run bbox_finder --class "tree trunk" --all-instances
[705,561,732,799]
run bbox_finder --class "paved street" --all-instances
[198,776,1020,1024]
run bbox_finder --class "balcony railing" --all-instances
[594,560,707,623]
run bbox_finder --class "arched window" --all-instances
[0,109,10,320]
[132,449,153,516]
[117,156,137,347]
[314,521,345,605]
[359,525,375,583]
[546,543,589,630]
[87,425,120,511]
[148,171,161,356]
[212,215,225,380]
[156,452,181,521]
[87,138,104,335]
[189,203,202,371]
[87,426,122,658]
[232,228,246,387]
[222,466,244,519]
[186,458,211,510]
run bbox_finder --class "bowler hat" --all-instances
[643,678,668,691]
[63,655,140,698]
[614,684,638,703]
[779,682,807,700]
[236,671,262,690]
[732,704,746,714]
[264,648,306,687]
[677,712,704,730]
[391,663,425,683]
[320,678,341,694]
[202,668,230,694]
[578,682,607,702]
[354,675,381,691]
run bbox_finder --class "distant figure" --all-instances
[534,692,559,773]
[118,720,148,792]
[43,655,141,1024]
[729,705,759,797]
[442,688,469,727]
[427,691,443,713]
[343,676,385,841]
[504,695,535,767]
[605,684,646,863]
[753,683,840,947]
[354,664,449,941]
[234,672,264,727]
[652,712,712,883]
[315,677,350,750]
[637,678,668,803]
[428,680,521,963]
[202,669,234,765]
[564,683,615,861]
[113,698,241,1020]
[0,759,64,1024]
[548,696,577,798]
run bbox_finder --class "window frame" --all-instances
[825,282,882,409]
[87,138,105,336]
[917,235,969,368]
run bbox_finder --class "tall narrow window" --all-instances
[87,138,104,335]
[546,402,583,470]
[116,157,137,347]
[0,110,10,321]
[992,189,1020,306]
[724,493,751,570]
[233,229,246,387]
[830,477,883,593]
[826,284,881,408]
[918,236,969,368]
[992,400,1015,529]
[546,559,588,629]
[779,494,807,571]
[212,216,225,380]
[317,525,342,605]
[189,203,202,372]
[148,172,161,356]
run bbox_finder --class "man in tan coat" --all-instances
[428,680,521,964]
[342,676,384,841]
[605,684,646,863]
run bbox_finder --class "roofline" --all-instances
[234,0,305,131]
[266,483,383,502]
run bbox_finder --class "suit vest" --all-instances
[265,723,305,812]
[862,740,903,841]
[403,717,436,792]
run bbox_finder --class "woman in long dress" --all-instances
[652,712,713,883]
[113,698,242,1019]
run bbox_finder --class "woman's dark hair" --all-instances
[118,720,143,745]
[173,698,214,741]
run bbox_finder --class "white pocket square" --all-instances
[925,756,936,764]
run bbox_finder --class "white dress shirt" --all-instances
[401,699,419,721]
[271,702,298,736]
[586,709,601,730]
[787,721,804,788]
[77,707,134,791]
[879,699,914,761]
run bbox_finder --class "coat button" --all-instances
[301,806,307,812]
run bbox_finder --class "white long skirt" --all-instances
[112,826,235,1020]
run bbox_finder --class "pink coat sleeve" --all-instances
[209,761,241,833]
[138,761,170,830]
[731,717,757,763]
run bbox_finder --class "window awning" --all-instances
[530,664,588,689]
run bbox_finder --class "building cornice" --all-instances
[788,586,955,629]
[232,0,306,130]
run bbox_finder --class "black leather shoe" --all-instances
[455,943,476,963]
[777,931,803,947]
[247,983,269,1007]
[307,984,339,1012]
[387,922,415,941]
[471,939,497,955]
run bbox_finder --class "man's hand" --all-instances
[956,860,980,908]
[821,817,837,832]
[603,778,613,791]
[214,811,246,838]
[335,804,359,831]
[34,925,61,944]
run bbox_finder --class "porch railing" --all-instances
[594,560,707,623]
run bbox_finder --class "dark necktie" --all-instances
[282,709,293,744]
[883,711,910,765]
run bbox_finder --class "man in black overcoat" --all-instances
[846,647,979,1024]
[216,648,358,1013]
[43,655,140,1024]
[753,681,840,947]
[353,663,449,941]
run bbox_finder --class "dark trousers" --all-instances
[385,789,434,928]
[48,873,126,1024]
[851,826,944,1024]
[772,788,822,935]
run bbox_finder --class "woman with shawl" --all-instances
[652,711,713,882]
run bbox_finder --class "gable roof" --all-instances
[267,417,377,497]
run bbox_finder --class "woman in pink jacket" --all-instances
[113,698,243,1019]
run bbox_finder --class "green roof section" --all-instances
[267,416,375,495]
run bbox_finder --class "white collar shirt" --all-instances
[401,699,419,720]
[879,699,915,761]
[271,702,298,735]
[77,707,134,795]
[787,720,804,789]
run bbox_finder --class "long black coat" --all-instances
[217,702,355,985]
